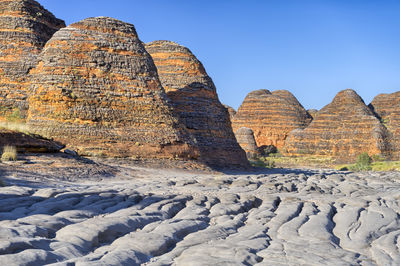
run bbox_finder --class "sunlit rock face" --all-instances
[232,89,312,150]
[369,91,400,159]
[0,0,65,119]
[146,40,249,168]
[285,89,390,161]
[28,17,199,160]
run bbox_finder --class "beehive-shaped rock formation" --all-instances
[0,0,65,119]
[285,89,390,161]
[234,127,260,160]
[27,17,198,159]
[145,40,248,168]
[369,91,400,159]
[232,89,312,150]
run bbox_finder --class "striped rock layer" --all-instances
[284,89,390,161]
[232,89,312,150]
[145,40,248,168]
[223,104,236,120]
[234,127,260,160]
[369,91,400,159]
[27,17,198,159]
[0,0,65,119]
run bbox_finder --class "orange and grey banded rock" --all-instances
[145,40,248,168]
[0,0,65,119]
[307,109,319,119]
[234,127,260,159]
[285,89,390,161]
[369,91,400,159]
[223,104,236,120]
[27,17,199,160]
[232,89,312,150]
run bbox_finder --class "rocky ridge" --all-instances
[0,0,65,119]
[284,89,390,161]
[27,17,199,160]
[232,89,312,150]
[145,40,248,168]
[369,91,400,160]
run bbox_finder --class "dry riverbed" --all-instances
[0,154,400,265]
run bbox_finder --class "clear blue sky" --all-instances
[37,0,400,111]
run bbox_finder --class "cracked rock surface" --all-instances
[1,159,400,265]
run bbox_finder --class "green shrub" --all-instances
[1,146,17,162]
[251,157,275,168]
[349,152,372,171]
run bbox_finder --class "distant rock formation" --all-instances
[145,40,248,168]
[285,89,390,161]
[0,129,63,153]
[0,0,65,119]
[232,89,312,150]
[369,91,400,159]
[223,104,236,120]
[27,17,199,160]
[234,127,260,160]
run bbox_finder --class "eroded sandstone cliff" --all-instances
[0,0,65,120]
[145,40,248,168]
[285,89,390,161]
[232,89,312,150]
[369,91,400,159]
[27,17,198,159]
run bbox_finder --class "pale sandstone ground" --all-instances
[0,154,400,265]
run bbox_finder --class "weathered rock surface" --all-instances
[234,127,260,159]
[145,40,248,168]
[27,17,199,160]
[0,128,63,153]
[307,109,319,119]
[1,159,400,265]
[232,89,312,150]
[223,104,236,120]
[0,0,65,119]
[285,89,390,161]
[369,91,400,159]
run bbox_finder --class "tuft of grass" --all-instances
[1,145,17,162]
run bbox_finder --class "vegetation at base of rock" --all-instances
[1,145,17,162]
[250,157,275,169]
[347,153,372,171]
[0,177,4,187]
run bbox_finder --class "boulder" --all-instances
[232,89,312,150]
[369,91,400,159]
[234,127,260,160]
[0,0,65,120]
[145,40,248,168]
[284,89,390,161]
[0,129,63,153]
[27,17,198,160]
